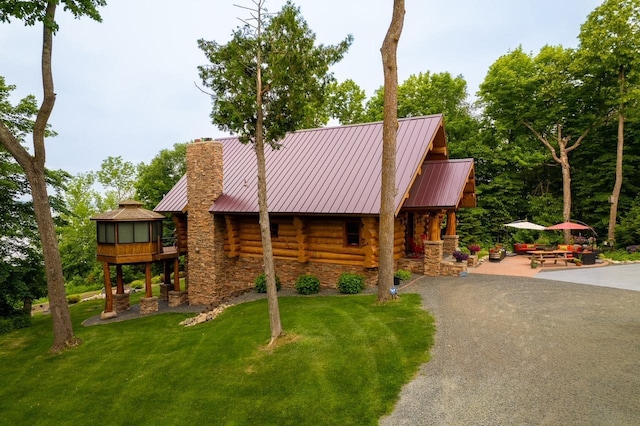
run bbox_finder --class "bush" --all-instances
[0,313,32,334]
[337,273,365,294]
[255,273,281,293]
[67,295,81,304]
[130,280,144,290]
[295,274,320,295]
[394,269,412,281]
[11,313,31,329]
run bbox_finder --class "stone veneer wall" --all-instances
[442,235,459,257]
[423,240,444,276]
[220,255,379,291]
[186,141,224,306]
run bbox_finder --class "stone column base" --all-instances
[442,235,459,256]
[100,310,117,320]
[140,296,159,315]
[467,254,478,268]
[114,293,130,312]
[168,290,189,307]
[159,283,173,301]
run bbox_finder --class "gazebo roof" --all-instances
[91,200,165,222]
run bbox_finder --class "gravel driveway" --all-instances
[381,273,640,425]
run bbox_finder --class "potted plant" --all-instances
[467,244,481,255]
[394,269,411,285]
[530,257,539,269]
[453,250,469,263]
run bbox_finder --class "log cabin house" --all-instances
[154,114,476,306]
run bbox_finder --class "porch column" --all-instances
[116,265,124,294]
[445,210,457,236]
[173,257,180,291]
[100,263,116,320]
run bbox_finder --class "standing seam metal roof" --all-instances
[154,114,473,215]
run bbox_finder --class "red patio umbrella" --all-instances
[545,221,594,232]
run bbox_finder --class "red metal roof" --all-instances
[154,175,187,213]
[155,114,475,215]
[404,159,475,209]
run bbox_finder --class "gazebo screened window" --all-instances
[118,221,150,243]
[97,222,116,244]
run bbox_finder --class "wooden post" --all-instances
[428,212,442,241]
[144,262,153,298]
[116,265,124,294]
[173,257,180,291]
[446,210,457,236]
[103,263,114,313]
[163,261,171,284]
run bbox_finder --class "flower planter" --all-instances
[489,249,506,262]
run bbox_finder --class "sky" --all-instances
[1,0,603,176]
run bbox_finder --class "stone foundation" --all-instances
[423,240,444,276]
[397,256,424,274]
[113,293,130,312]
[159,283,173,301]
[168,290,189,307]
[440,260,467,276]
[442,235,459,257]
[140,296,159,314]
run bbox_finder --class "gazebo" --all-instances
[91,200,186,319]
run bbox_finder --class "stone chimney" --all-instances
[186,139,224,305]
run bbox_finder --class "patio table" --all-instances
[527,250,572,267]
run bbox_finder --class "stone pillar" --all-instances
[187,141,224,305]
[168,290,189,307]
[423,240,443,277]
[140,297,159,314]
[443,235,459,257]
[114,293,130,312]
[159,284,172,301]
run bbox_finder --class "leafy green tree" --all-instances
[135,142,187,209]
[478,45,602,242]
[197,0,352,345]
[57,172,100,287]
[96,156,138,208]
[327,79,367,125]
[365,71,477,145]
[578,0,640,243]
[0,0,106,352]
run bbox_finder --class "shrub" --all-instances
[0,318,12,335]
[255,273,281,293]
[67,295,81,304]
[337,273,365,294]
[130,280,144,290]
[11,313,31,329]
[394,269,412,281]
[151,276,162,284]
[295,274,320,295]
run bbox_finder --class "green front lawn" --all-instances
[0,293,434,425]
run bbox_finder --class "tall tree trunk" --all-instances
[608,68,625,245]
[378,0,405,302]
[255,10,283,345]
[0,1,79,352]
[559,150,572,244]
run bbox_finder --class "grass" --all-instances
[0,292,434,425]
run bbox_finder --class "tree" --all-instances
[58,172,100,286]
[197,0,352,345]
[0,0,106,352]
[578,0,640,245]
[327,79,367,125]
[135,142,187,209]
[377,0,404,302]
[478,45,601,243]
[96,156,138,208]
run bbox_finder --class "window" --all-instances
[116,221,150,244]
[97,222,116,244]
[345,221,360,246]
